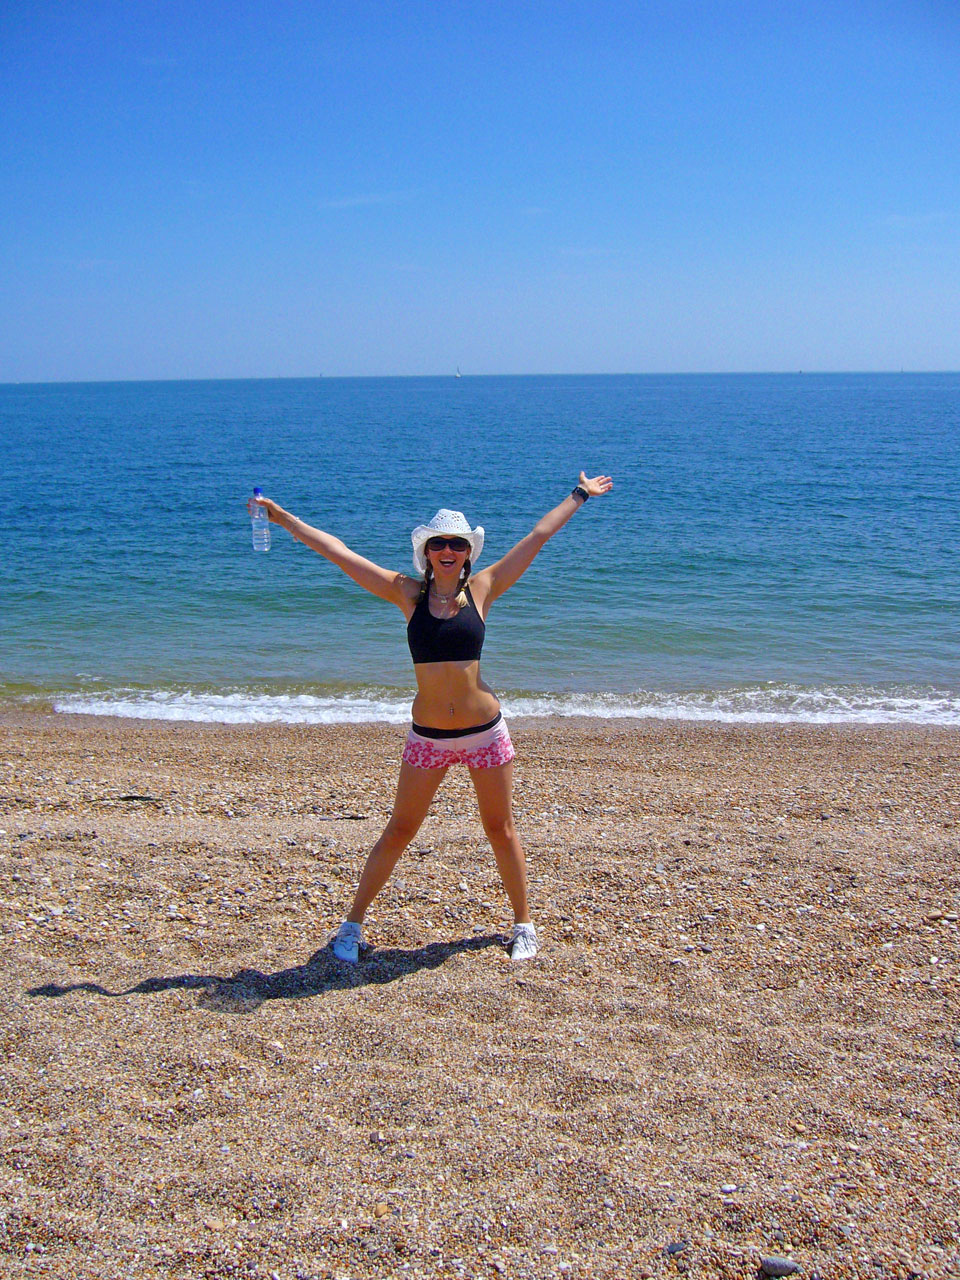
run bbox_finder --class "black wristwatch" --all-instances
[572,484,589,503]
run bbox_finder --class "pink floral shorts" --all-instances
[402,719,515,770]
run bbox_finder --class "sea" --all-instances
[2,373,958,727]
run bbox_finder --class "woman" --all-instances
[251,471,613,963]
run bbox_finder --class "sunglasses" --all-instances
[426,536,470,553]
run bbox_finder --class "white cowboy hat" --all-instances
[411,509,485,575]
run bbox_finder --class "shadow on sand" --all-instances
[28,933,505,1014]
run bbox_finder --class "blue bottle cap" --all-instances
[253,487,263,496]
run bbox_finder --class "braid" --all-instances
[455,557,472,607]
[418,561,433,602]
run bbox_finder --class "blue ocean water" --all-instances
[2,373,958,724]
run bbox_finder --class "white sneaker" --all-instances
[508,922,538,961]
[332,920,365,964]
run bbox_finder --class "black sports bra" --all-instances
[407,583,485,664]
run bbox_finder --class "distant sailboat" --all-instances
[455,366,462,378]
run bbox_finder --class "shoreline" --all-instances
[7,690,960,731]
[6,704,960,753]
[2,711,958,1278]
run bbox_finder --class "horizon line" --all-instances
[2,368,958,388]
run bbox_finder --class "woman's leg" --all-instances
[469,761,530,923]
[345,761,448,924]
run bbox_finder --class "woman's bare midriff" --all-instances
[410,660,500,730]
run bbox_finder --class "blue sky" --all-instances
[2,0,958,379]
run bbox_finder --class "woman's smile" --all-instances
[431,550,463,570]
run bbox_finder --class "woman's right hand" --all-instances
[248,494,282,523]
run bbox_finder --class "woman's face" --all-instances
[426,536,470,575]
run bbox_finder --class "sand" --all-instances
[0,710,958,1279]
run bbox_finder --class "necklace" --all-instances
[431,583,458,604]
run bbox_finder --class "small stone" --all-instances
[669,957,689,968]
[720,1183,737,1193]
[603,1197,614,1208]
[760,1256,801,1277]
[952,1033,960,1048]
[203,1217,226,1230]
[664,1240,689,1256]
[374,1202,391,1218]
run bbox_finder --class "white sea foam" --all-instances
[48,684,960,726]
[505,687,960,725]
[50,689,413,725]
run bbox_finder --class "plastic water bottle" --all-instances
[251,487,271,552]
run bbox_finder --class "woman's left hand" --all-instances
[580,470,613,497]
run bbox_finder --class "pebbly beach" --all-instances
[1,709,958,1279]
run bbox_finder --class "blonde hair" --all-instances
[419,557,472,608]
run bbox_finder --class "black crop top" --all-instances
[407,583,485,664]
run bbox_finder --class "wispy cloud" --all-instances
[559,245,613,258]
[880,211,951,231]
[318,191,414,211]
[47,257,122,272]
[137,55,188,70]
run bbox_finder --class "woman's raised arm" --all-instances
[249,496,412,608]
[473,471,613,606]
